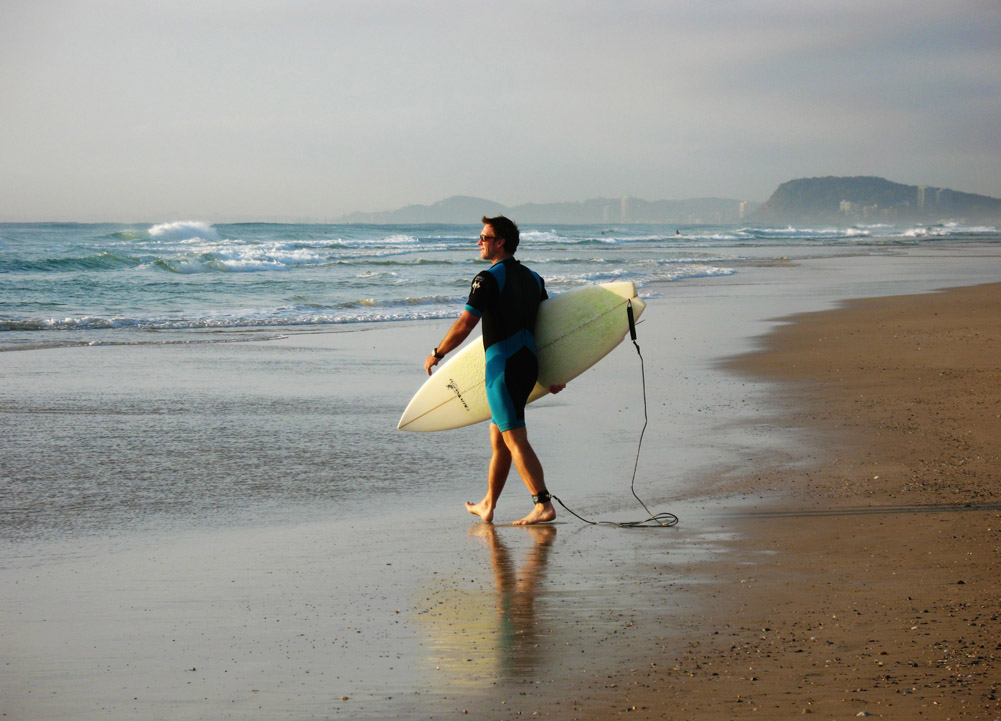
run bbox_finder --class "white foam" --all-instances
[900,223,998,238]
[148,221,221,243]
[210,244,326,272]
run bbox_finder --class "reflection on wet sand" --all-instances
[479,524,557,677]
[415,524,557,689]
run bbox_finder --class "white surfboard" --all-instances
[398,281,645,432]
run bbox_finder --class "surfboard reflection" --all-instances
[415,524,557,688]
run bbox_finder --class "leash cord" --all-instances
[552,300,678,529]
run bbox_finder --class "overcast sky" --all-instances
[2,0,999,221]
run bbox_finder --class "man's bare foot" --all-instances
[465,499,494,523]
[512,502,556,526]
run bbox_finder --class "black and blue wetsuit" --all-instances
[464,258,548,432]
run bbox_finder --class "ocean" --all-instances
[4,219,997,351]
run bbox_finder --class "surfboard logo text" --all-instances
[446,379,470,411]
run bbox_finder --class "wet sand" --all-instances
[536,282,1001,719]
[0,310,751,721]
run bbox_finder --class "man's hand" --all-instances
[424,310,480,377]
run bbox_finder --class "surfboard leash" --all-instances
[551,299,679,529]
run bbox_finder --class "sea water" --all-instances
[5,219,997,350]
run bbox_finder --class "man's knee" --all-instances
[500,426,531,452]
[490,424,510,451]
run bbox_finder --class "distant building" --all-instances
[917,186,928,209]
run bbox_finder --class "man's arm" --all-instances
[425,309,480,375]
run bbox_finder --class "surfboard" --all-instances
[398,281,645,432]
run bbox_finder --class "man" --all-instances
[425,216,564,526]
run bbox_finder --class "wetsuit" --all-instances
[464,258,547,432]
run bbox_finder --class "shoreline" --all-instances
[531,282,1001,719]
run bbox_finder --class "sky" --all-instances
[2,0,999,222]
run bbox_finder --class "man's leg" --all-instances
[466,423,511,522]
[501,427,556,526]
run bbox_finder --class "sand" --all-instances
[3,272,1000,720]
[536,282,1001,720]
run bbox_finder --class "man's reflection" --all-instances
[416,524,557,686]
[471,524,556,677]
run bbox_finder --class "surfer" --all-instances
[425,216,564,526]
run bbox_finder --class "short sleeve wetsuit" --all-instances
[464,258,548,432]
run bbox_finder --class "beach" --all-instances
[543,281,1001,720]
[3,245,1001,720]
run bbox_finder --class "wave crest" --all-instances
[148,221,221,243]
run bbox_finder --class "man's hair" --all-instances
[482,215,520,254]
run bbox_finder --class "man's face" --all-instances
[477,224,505,262]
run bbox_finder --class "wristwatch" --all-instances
[432,347,445,359]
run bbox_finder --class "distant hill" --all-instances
[338,177,1001,225]
[339,195,757,225]
[754,176,1001,223]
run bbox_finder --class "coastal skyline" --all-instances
[2,0,1000,222]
